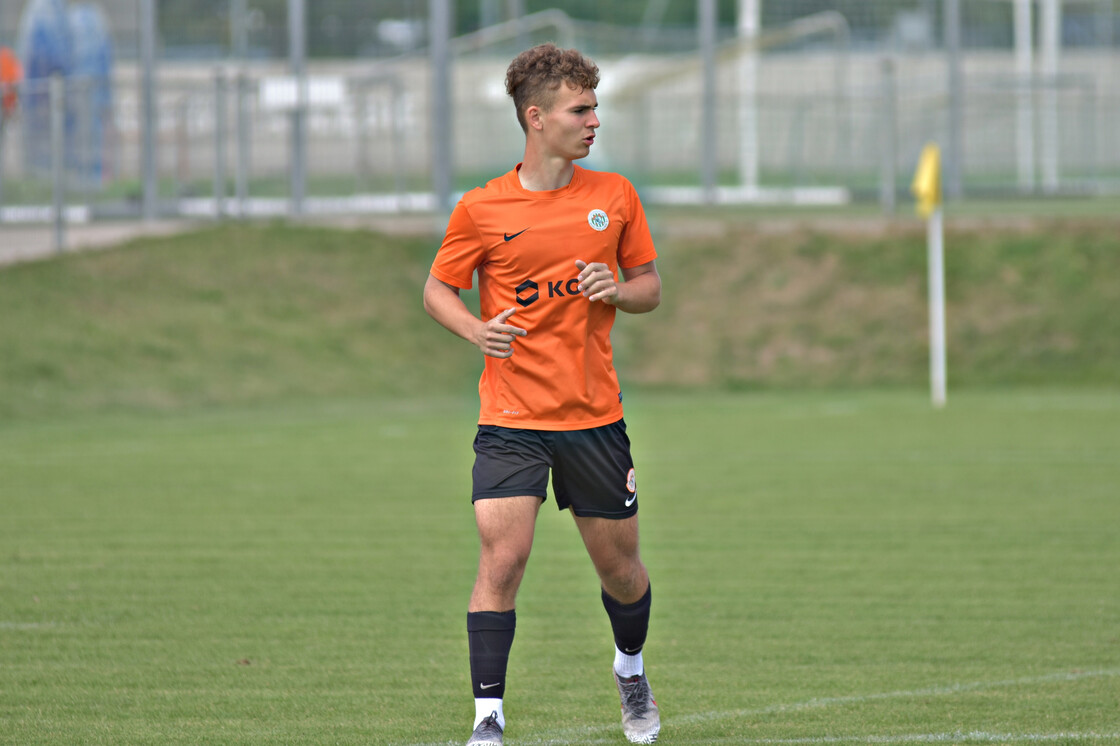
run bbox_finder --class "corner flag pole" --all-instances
[912,143,947,408]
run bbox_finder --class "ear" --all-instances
[525,104,545,132]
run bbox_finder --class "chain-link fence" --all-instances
[0,0,1117,227]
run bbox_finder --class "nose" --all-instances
[589,111,600,129]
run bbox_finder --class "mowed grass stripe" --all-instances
[2,391,1118,745]
[680,730,1120,739]
[398,668,1120,746]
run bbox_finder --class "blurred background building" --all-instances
[0,0,1117,222]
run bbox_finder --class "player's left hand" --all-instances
[575,260,618,305]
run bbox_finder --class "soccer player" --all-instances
[423,44,663,746]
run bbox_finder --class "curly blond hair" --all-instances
[505,43,600,132]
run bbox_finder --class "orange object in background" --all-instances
[0,47,23,117]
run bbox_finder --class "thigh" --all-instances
[474,495,543,555]
[551,419,637,519]
[573,511,641,566]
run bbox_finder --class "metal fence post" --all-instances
[507,0,528,52]
[236,71,250,217]
[737,0,761,191]
[140,0,158,220]
[232,0,249,59]
[355,82,369,192]
[1040,0,1062,193]
[214,68,227,218]
[288,0,306,217]
[390,79,406,202]
[944,0,964,199]
[1014,0,1036,193]
[232,0,250,217]
[51,74,66,252]
[879,57,898,215]
[699,0,717,205]
[430,0,453,213]
[175,96,190,196]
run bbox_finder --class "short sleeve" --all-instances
[430,200,486,289]
[618,178,658,269]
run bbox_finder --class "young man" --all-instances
[423,44,662,746]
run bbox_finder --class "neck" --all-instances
[518,150,576,192]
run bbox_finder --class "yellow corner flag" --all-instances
[911,143,942,218]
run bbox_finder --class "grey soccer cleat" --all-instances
[466,710,503,746]
[614,671,660,744]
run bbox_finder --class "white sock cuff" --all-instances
[474,697,505,730]
[613,645,644,678]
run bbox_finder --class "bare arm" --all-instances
[423,274,527,359]
[574,259,661,314]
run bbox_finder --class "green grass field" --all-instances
[2,390,1118,745]
[1,217,1118,744]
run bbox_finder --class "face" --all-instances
[532,83,600,161]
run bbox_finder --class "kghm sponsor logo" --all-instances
[515,279,539,307]
[515,276,581,307]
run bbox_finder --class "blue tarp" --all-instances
[16,0,113,185]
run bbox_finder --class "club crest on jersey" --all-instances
[588,209,609,232]
[626,468,636,493]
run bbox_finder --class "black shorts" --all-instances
[472,419,638,519]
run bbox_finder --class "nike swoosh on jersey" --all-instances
[625,495,637,507]
[503,228,529,242]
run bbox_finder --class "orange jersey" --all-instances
[431,164,657,431]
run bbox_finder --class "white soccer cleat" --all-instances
[614,671,660,744]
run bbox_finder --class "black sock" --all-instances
[601,584,651,655]
[467,610,516,700]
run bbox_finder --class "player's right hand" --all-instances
[474,307,527,358]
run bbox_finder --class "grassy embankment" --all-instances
[1,216,1117,420]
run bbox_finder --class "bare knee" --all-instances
[574,514,649,603]
[480,545,530,592]
[599,557,649,604]
[472,544,532,610]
